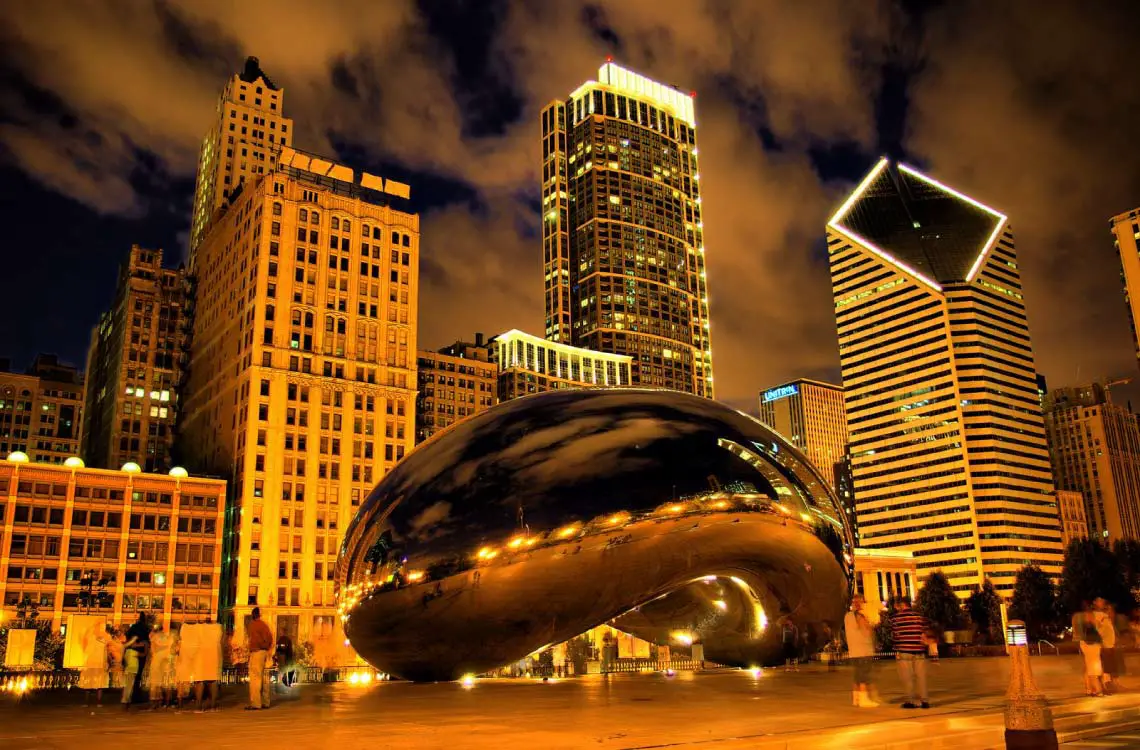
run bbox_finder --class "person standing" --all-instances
[891,596,931,709]
[246,608,274,710]
[844,596,879,707]
[781,618,799,672]
[1073,601,1104,697]
[121,613,150,710]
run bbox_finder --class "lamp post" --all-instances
[1004,620,1058,750]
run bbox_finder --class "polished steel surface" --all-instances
[338,389,854,681]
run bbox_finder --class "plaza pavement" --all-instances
[1,655,1138,749]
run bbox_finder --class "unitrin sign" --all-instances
[762,384,799,403]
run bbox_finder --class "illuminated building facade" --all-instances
[190,57,294,257]
[758,379,848,488]
[829,158,1062,593]
[490,329,632,402]
[415,334,497,444]
[1112,207,1140,370]
[180,144,418,645]
[1043,382,1140,542]
[0,356,84,465]
[541,62,713,396]
[82,245,188,472]
[0,456,224,630]
[1055,490,1089,547]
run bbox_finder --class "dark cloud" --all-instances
[2,1,1138,402]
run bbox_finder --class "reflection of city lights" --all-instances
[667,504,685,513]
[664,668,676,677]
[713,600,727,611]
[671,631,693,646]
[508,537,525,549]
[557,525,579,538]
[608,514,624,525]
[406,570,425,582]
[349,672,361,684]
[525,537,538,547]
[800,512,811,523]
[477,547,498,560]
[702,575,717,582]
[712,500,728,509]
[461,674,476,688]
[749,666,762,678]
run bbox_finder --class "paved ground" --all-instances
[1065,726,1140,747]
[0,656,1137,749]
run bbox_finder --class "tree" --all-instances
[915,571,965,634]
[1112,538,1140,606]
[1060,538,1132,617]
[1008,565,1060,641]
[966,580,1004,645]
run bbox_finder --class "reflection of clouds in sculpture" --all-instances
[339,389,853,682]
[407,501,452,542]
[509,415,701,484]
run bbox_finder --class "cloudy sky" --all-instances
[2,0,1139,408]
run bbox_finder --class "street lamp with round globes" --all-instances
[169,466,189,478]
[121,462,142,474]
[64,456,85,469]
[5,451,29,463]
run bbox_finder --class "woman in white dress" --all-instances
[147,623,177,708]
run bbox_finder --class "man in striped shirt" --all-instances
[891,596,931,708]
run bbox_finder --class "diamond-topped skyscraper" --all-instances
[540,62,713,396]
[828,159,1063,593]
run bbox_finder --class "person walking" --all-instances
[844,595,878,707]
[275,632,296,689]
[891,596,931,709]
[246,607,274,710]
[1094,598,1119,694]
[121,613,150,710]
[781,619,799,672]
[1073,601,1104,697]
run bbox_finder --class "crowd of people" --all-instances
[73,607,295,712]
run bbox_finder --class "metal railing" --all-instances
[1036,640,1058,656]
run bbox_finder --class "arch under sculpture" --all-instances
[337,389,854,682]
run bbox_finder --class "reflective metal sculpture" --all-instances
[338,389,854,681]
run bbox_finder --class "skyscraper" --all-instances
[82,245,188,472]
[828,158,1063,593]
[1111,207,1140,370]
[541,62,713,396]
[180,145,417,644]
[1043,382,1140,542]
[189,57,294,258]
[757,378,848,490]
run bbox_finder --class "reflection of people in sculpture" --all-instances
[79,621,112,707]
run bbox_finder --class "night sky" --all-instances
[3,1,1140,410]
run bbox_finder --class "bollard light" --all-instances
[1006,620,1028,647]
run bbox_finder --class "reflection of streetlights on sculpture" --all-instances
[1004,619,1058,750]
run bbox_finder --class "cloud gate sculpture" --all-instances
[337,389,854,681]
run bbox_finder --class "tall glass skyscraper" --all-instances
[828,158,1063,594]
[540,62,713,397]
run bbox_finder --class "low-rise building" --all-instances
[491,329,632,402]
[1056,489,1089,547]
[415,334,497,443]
[0,355,85,465]
[852,547,917,623]
[0,454,225,631]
